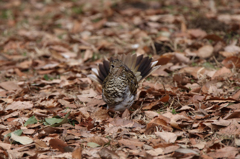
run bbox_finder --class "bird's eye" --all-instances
[111,65,114,68]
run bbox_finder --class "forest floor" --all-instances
[0,0,240,158]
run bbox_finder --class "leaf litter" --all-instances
[0,0,240,158]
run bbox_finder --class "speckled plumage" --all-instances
[102,59,138,111]
[88,54,160,112]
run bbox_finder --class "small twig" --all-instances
[131,100,144,119]
[212,55,221,68]
[151,41,157,55]
[159,78,166,95]
[177,95,184,107]
[169,97,175,110]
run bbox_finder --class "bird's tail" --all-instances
[88,54,160,85]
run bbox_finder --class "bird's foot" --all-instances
[108,110,121,118]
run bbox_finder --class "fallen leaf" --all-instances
[170,114,191,130]
[192,141,206,150]
[34,139,48,149]
[86,136,109,146]
[118,139,144,148]
[87,142,100,148]
[232,89,240,99]
[142,100,161,110]
[218,120,240,135]
[0,142,11,150]
[174,148,199,156]
[211,67,232,80]
[11,133,33,145]
[155,132,177,143]
[160,94,170,102]
[188,29,207,38]
[197,45,214,58]
[224,43,240,53]
[5,101,33,111]
[0,81,22,91]
[212,118,231,127]
[49,138,73,152]
[222,56,240,68]
[24,116,37,126]
[72,147,82,159]
[145,115,173,134]
[144,111,159,119]
[146,148,163,157]
[157,53,174,65]
[174,53,190,64]
[98,148,119,159]
[208,146,238,158]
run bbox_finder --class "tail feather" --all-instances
[145,65,161,79]
[130,54,137,70]
[99,63,107,77]
[88,59,110,85]
[88,53,160,85]
[103,60,110,73]
[137,57,151,75]
[126,53,132,68]
[137,56,160,81]
[136,55,143,68]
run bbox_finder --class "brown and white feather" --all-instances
[88,54,160,85]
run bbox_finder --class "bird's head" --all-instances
[109,59,125,76]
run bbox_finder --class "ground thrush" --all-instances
[88,54,160,112]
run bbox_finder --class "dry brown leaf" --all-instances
[211,67,232,80]
[155,132,177,143]
[222,56,240,68]
[208,146,238,158]
[170,114,191,130]
[212,118,231,127]
[142,100,161,110]
[39,99,58,108]
[219,51,237,57]
[145,115,173,134]
[174,53,190,63]
[224,43,240,53]
[232,89,240,99]
[188,29,207,38]
[157,53,174,65]
[192,141,206,150]
[49,138,73,153]
[146,148,163,157]
[179,67,206,79]
[0,142,11,150]
[144,111,159,119]
[203,34,224,43]
[0,81,22,91]
[5,101,33,111]
[92,108,110,121]
[218,120,240,135]
[105,117,143,134]
[98,148,119,159]
[118,139,144,148]
[197,45,214,59]
[87,136,109,146]
[83,50,93,61]
[72,147,82,159]
[223,110,240,120]
[34,139,48,149]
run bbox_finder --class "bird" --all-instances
[88,53,160,112]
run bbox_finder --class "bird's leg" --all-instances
[107,108,121,118]
[113,111,121,118]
